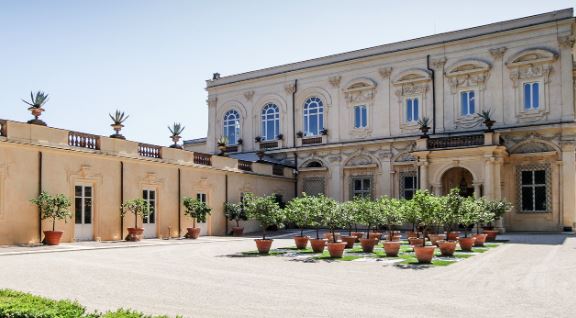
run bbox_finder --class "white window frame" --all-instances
[303,97,324,137]
[459,90,477,117]
[74,184,93,225]
[350,176,372,199]
[353,105,368,129]
[142,189,157,224]
[517,164,551,213]
[223,110,240,145]
[522,81,542,112]
[261,103,280,141]
[403,96,421,124]
[196,192,207,204]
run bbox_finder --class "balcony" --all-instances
[238,160,253,172]
[273,164,284,176]
[193,153,212,166]
[302,137,323,145]
[68,131,100,150]
[259,140,278,149]
[427,134,484,149]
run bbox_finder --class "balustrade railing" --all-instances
[193,153,212,166]
[138,143,162,158]
[0,120,6,137]
[238,160,253,172]
[273,164,284,176]
[68,131,100,150]
[260,141,278,149]
[427,134,484,149]
[302,137,322,145]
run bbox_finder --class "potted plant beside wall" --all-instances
[285,194,313,249]
[477,109,495,132]
[121,199,150,242]
[411,190,439,263]
[437,188,463,257]
[417,117,431,138]
[307,195,331,253]
[183,197,212,239]
[31,192,72,245]
[457,197,480,251]
[243,193,284,254]
[378,197,404,257]
[109,110,129,139]
[324,203,347,258]
[482,199,512,241]
[356,197,380,253]
[168,122,185,149]
[340,200,359,248]
[22,91,49,126]
[217,136,228,155]
[224,202,247,236]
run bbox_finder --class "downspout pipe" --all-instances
[38,152,43,242]
[120,161,124,240]
[291,79,298,197]
[178,168,181,237]
[426,55,436,135]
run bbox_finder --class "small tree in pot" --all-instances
[109,110,129,139]
[183,197,212,239]
[457,197,480,251]
[481,199,512,241]
[306,194,331,253]
[355,197,380,253]
[224,202,247,236]
[340,200,359,248]
[378,197,404,257]
[437,188,464,256]
[22,91,49,126]
[411,190,439,263]
[31,192,72,245]
[285,194,313,249]
[472,198,495,247]
[121,198,150,242]
[324,202,347,258]
[168,122,185,149]
[242,193,284,254]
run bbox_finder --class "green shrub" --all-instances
[0,289,87,318]
[99,308,175,318]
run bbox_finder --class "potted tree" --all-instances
[22,91,49,126]
[307,195,330,253]
[356,197,379,253]
[31,192,72,245]
[109,110,129,139]
[340,200,359,248]
[417,117,431,138]
[403,199,419,239]
[216,136,228,155]
[284,195,313,249]
[183,197,212,239]
[482,199,512,241]
[411,190,439,263]
[457,197,479,251]
[477,109,495,132]
[242,193,284,254]
[379,197,404,257]
[437,188,463,256]
[472,198,494,247]
[168,122,185,149]
[224,202,247,236]
[324,202,347,258]
[121,198,150,241]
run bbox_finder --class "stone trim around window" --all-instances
[516,163,551,213]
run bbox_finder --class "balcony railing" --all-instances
[273,164,284,176]
[193,153,212,166]
[0,120,6,137]
[427,134,484,149]
[68,131,100,150]
[238,160,253,172]
[138,143,162,159]
[302,137,323,145]
[225,145,239,153]
[260,141,278,149]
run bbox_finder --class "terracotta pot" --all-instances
[43,231,63,245]
[293,236,309,249]
[351,232,364,242]
[187,227,201,239]
[385,232,402,241]
[383,241,401,257]
[255,239,273,254]
[310,238,327,253]
[341,235,357,249]
[368,232,382,241]
[126,227,144,241]
[447,231,460,241]
[414,246,436,264]
[327,242,347,258]
[359,238,377,253]
[429,234,446,246]
[231,226,244,237]
[407,231,418,239]
[473,233,488,246]
[458,237,477,251]
[437,240,458,256]
[408,237,425,246]
[483,230,498,242]
[323,232,341,242]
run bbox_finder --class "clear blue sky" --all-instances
[0,1,573,145]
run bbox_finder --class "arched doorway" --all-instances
[441,167,475,197]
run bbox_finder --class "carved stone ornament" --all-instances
[445,60,491,93]
[489,47,508,59]
[243,90,254,101]
[558,35,575,49]
[378,67,393,79]
[284,83,296,95]
[344,81,376,104]
[346,155,374,167]
[509,64,553,87]
[430,57,447,70]
[207,96,218,107]
[328,76,342,88]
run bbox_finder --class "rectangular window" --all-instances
[405,97,419,123]
[351,177,372,199]
[399,171,418,200]
[460,90,475,116]
[143,189,156,224]
[523,82,540,110]
[196,192,207,203]
[354,105,367,128]
[519,167,548,212]
[74,185,93,225]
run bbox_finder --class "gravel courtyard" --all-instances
[0,233,574,318]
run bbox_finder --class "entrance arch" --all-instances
[441,167,474,197]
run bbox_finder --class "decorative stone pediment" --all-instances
[394,153,416,162]
[343,78,376,104]
[506,49,557,68]
[445,60,491,93]
[509,64,553,87]
[510,141,556,154]
[393,69,431,97]
[378,67,393,79]
[346,155,374,167]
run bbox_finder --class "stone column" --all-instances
[206,96,218,153]
[484,155,495,199]
[419,160,429,190]
[473,183,482,199]
[558,36,575,122]
[560,142,575,231]
[489,47,507,124]
[431,58,446,133]
[328,156,343,202]
[378,67,393,137]
[432,183,443,196]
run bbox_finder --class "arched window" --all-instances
[261,103,280,141]
[223,110,240,145]
[303,97,324,136]
[306,161,323,168]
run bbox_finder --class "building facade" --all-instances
[0,120,294,245]
[197,9,576,232]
